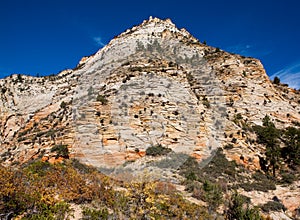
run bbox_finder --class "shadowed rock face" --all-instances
[0,17,299,173]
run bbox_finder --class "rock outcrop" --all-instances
[0,17,299,217]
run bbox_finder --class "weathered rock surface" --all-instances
[0,17,300,218]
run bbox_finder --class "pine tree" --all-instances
[282,126,300,167]
[273,76,280,84]
[254,115,280,177]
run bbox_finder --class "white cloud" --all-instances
[93,36,105,47]
[226,44,252,55]
[226,44,255,57]
[270,62,300,89]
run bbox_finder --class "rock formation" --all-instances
[0,17,299,218]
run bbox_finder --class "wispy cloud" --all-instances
[93,36,105,47]
[270,62,300,89]
[225,43,271,58]
[226,44,253,56]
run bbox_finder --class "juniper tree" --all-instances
[254,115,280,177]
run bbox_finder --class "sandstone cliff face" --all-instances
[0,17,299,217]
[1,17,299,167]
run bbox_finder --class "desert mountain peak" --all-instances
[77,16,199,69]
[0,18,300,219]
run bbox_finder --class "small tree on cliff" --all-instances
[281,126,300,168]
[273,76,280,85]
[254,115,281,177]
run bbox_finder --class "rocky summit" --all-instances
[0,17,300,219]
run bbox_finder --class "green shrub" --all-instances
[202,180,223,211]
[224,144,234,149]
[17,74,23,83]
[1,87,7,93]
[24,202,73,220]
[240,171,276,192]
[71,158,95,174]
[179,156,202,182]
[96,95,108,105]
[292,120,300,127]
[261,201,285,212]
[202,96,210,108]
[280,172,297,184]
[235,113,243,120]
[185,171,198,181]
[146,144,171,156]
[185,181,202,199]
[202,148,237,182]
[82,207,110,220]
[233,113,243,125]
[281,126,300,167]
[273,76,280,85]
[51,144,69,159]
[60,101,67,109]
[226,192,261,220]
[24,160,52,176]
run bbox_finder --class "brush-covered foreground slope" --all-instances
[0,17,300,219]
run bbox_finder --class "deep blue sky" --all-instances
[1,0,300,88]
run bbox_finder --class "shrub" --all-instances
[17,74,23,83]
[202,96,210,108]
[292,120,300,127]
[51,144,69,159]
[71,158,96,174]
[185,171,198,181]
[82,207,110,219]
[0,158,216,219]
[224,144,234,150]
[261,201,285,212]
[60,101,66,109]
[233,113,243,125]
[24,201,73,220]
[1,87,7,93]
[145,144,171,156]
[202,180,223,211]
[281,126,300,167]
[96,95,108,105]
[24,160,52,176]
[273,76,280,85]
[280,172,297,184]
[179,156,202,182]
[240,171,276,192]
[201,148,237,182]
[226,191,261,220]
[185,181,202,199]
